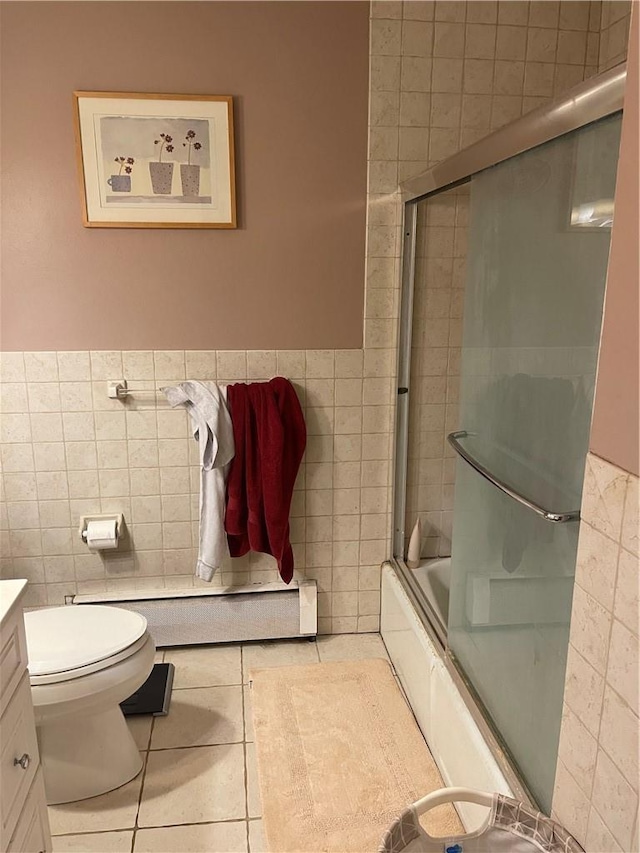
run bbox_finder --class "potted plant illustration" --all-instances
[107,157,134,192]
[180,130,202,197]
[149,133,175,194]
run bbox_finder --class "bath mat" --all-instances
[250,658,463,852]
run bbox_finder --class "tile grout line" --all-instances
[245,746,252,853]
[147,739,245,753]
[52,817,255,839]
[170,681,244,690]
[241,644,252,853]
[130,708,157,851]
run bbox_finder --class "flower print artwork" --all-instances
[117,156,135,174]
[183,130,202,166]
[154,133,174,162]
[149,132,175,194]
[75,92,236,227]
[180,130,203,197]
[99,117,211,200]
[107,156,135,192]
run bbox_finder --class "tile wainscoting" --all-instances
[0,348,396,634]
[552,452,639,852]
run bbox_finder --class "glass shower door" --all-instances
[447,113,622,812]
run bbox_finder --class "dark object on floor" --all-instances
[121,662,174,716]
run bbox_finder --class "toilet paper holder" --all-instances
[79,514,125,546]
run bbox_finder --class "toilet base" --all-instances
[38,705,142,804]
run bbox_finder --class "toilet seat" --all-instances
[25,605,148,685]
[29,633,150,685]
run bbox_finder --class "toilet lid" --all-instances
[24,605,148,676]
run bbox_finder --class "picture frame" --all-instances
[73,91,236,229]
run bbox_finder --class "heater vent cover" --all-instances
[72,581,317,647]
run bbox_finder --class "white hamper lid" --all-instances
[25,605,147,676]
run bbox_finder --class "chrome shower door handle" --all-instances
[447,431,580,523]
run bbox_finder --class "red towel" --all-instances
[224,378,306,584]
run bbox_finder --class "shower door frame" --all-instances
[391,62,627,806]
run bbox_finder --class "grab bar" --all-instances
[447,430,580,523]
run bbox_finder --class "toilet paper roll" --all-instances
[85,519,118,550]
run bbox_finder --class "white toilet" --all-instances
[24,605,155,805]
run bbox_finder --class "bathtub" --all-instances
[381,563,516,830]
[411,557,451,633]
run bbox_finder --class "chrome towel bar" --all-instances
[447,430,580,524]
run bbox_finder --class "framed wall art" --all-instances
[74,91,236,229]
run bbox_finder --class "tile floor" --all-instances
[50,633,392,852]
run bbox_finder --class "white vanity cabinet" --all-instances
[0,580,52,853]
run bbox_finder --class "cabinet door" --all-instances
[0,611,28,716]
[1,675,40,847]
[7,771,52,853]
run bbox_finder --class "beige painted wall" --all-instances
[591,4,639,476]
[0,1,369,351]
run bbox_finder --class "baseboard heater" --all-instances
[70,580,317,647]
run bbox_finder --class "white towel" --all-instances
[162,381,235,582]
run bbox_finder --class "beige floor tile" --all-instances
[52,831,133,852]
[127,715,153,750]
[243,684,254,742]
[316,632,390,662]
[164,645,242,688]
[245,743,261,819]
[242,639,319,682]
[154,651,165,664]
[134,821,248,852]
[150,685,243,749]
[48,760,145,835]
[138,744,246,827]
[249,819,266,853]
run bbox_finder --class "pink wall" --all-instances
[0,2,369,351]
[590,8,639,476]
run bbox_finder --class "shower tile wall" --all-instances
[406,186,468,558]
[599,0,632,70]
[0,348,394,635]
[369,0,622,558]
[552,453,639,853]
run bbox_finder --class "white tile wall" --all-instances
[552,453,639,852]
[0,349,394,635]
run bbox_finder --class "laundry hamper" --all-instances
[378,788,584,853]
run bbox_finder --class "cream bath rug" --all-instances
[250,658,463,852]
